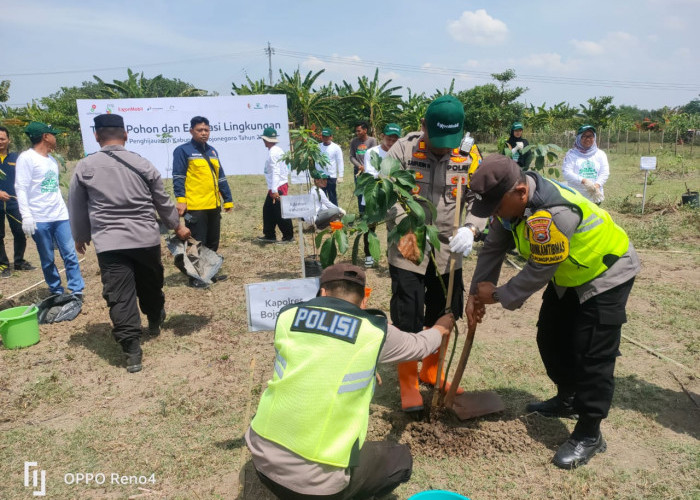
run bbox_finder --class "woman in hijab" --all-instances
[506,122,532,170]
[562,125,609,204]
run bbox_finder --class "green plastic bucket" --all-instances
[408,491,470,500]
[0,306,40,349]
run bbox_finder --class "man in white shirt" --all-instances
[15,122,84,296]
[258,127,294,243]
[361,123,402,267]
[316,128,344,206]
[304,169,345,229]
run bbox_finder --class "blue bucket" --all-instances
[408,490,470,500]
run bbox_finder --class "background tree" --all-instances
[577,96,616,129]
[342,69,402,136]
[398,89,429,134]
[276,69,339,129]
[93,68,207,98]
[0,81,10,103]
[231,76,271,96]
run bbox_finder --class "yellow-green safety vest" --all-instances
[507,174,629,287]
[251,296,387,468]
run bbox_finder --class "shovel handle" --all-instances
[444,320,477,409]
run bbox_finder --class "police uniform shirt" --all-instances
[386,132,485,275]
[469,176,640,309]
[69,145,180,253]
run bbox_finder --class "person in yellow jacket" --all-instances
[246,263,454,499]
[465,155,640,469]
[172,116,233,252]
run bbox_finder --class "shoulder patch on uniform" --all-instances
[526,210,569,264]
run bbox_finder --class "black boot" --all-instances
[526,394,578,418]
[552,433,606,469]
[122,338,143,373]
[146,308,166,337]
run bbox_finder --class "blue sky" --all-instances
[3,0,699,111]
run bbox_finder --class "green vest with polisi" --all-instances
[506,172,629,287]
[251,296,388,468]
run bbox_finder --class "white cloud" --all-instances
[663,16,687,30]
[522,53,575,73]
[447,10,508,45]
[570,39,604,56]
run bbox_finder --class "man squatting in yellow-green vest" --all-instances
[466,155,640,470]
[246,263,455,499]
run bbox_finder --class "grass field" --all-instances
[0,144,698,499]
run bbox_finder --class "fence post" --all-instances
[625,130,628,154]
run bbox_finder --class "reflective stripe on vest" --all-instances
[509,177,629,287]
[251,297,387,468]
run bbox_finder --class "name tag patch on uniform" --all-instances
[526,210,569,264]
[291,307,360,343]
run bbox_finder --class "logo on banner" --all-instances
[25,461,46,496]
[247,102,264,110]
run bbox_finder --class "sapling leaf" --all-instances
[320,237,337,267]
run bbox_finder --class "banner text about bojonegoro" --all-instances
[76,95,289,178]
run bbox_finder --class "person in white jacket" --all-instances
[258,127,294,243]
[316,128,344,206]
[15,122,84,296]
[304,169,345,229]
[562,125,609,204]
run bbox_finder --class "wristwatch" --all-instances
[492,290,500,303]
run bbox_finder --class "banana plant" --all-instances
[315,151,440,268]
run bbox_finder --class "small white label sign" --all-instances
[281,194,316,219]
[640,156,657,170]
[245,277,320,331]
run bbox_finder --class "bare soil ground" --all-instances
[1,169,698,499]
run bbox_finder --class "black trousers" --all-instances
[389,259,464,333]
[0,205,27,267]
[263,191,293,240]
[322,178,338,207]
[185,207,222,252]
[97,246,165,345]
[536,278,635,438]
[257,441,412,500]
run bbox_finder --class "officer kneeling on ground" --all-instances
[465,155,639,469]
[246,263,454,499]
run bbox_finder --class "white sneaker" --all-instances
[364,256,374,268]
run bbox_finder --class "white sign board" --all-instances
[281,194,316,219]
[245,277,320,332]
[76,95,289,178]
[640,156,657,171]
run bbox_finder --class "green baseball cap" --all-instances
[261,127,279,142]
[511,122,524,131]
[24,121,61,140]
[577,125,596,135]
[310,168,329,179]
[383,123,402,137]
[321,127,332,136]
[424,95,464,149]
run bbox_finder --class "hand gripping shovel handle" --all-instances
[430,177,463,412]
[444,319,476,409]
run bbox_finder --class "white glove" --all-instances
[337,177,344,183]
[449,226,474,256]
[339,208,346,216]
[22,217,36,236]
[515,142,524,151]
[592,188,604,204]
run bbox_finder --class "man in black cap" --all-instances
[246,262,454,499]
[69,114,191,373]
[465,154,639,469]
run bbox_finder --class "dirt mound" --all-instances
[401,417,537,460]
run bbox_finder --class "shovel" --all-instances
[443,319,505,420]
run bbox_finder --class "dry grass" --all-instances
[0,151,698,499]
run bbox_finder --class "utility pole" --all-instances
[265,42,275,86]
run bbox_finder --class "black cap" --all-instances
[469,155,522,217]
[94,114,125,129]
[319,263,366,288]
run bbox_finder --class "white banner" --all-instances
[76,95,289,178]
[245,277,320,332]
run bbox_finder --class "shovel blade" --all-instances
[449,391,505,420]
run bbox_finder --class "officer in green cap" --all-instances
[384,96,486,412]
[316,127,344,206]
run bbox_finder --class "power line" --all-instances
[273,48,698,92]
[0,50,261,78]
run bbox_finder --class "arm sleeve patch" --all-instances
[526,210,569,264]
